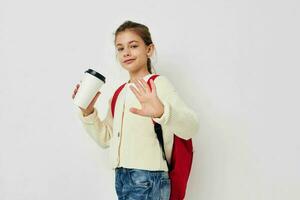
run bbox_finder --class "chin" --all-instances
[121,63,139,72]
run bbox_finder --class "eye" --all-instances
[117,48,124,52]
[131,45,138,48]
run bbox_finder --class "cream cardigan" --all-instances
[77,73,199,171]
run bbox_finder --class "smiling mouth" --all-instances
[124,59,135,64]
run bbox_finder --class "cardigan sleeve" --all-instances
[152,75,199,140]
[77,97,113,148]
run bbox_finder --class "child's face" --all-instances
[115,30,153,73]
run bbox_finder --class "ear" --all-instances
[146,44,155,58]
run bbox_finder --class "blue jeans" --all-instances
[115,167,171,200]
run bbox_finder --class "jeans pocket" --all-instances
[160,177,171,200]
[129,169,152,188]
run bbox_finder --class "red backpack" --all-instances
[111,74,193,200]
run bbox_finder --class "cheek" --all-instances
[116,53,122,61]
[140,55,148,63]
[135,51,148,61]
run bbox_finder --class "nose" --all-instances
[123,47,131,57]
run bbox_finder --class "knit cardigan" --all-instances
[77,73,199,171]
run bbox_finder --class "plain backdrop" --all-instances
[1,0,299,199]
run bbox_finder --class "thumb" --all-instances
[89,91,101,106]
[130,107,143,116]
[95,91,101,98]
[93,91,101,101]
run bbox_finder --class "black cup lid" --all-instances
[85,69,106,83]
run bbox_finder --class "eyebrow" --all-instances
[116,40,139,46]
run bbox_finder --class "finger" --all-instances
[150,79,157,94]
[140,78,151,93]
[130,85,142,100]
[134,80,146,94]
[72,90,77,97]
[92,92,101,102]
[73,85,79,93]
[130,107,144,116]
[72,90,77,98]
[88,92,101,108]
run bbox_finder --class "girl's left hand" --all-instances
[129,78,164,118]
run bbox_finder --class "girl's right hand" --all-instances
[72,83,101,116]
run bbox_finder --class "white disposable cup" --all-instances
[73,69,106,109]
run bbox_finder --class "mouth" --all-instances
[123,59,136,64]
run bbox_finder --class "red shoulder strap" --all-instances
[111,83,126,118]
[111,74,160,118]
[147,74,160,90]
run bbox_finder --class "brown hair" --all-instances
[114,20,155,74]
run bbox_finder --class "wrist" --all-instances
[153,104,164,118]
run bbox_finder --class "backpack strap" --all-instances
[147,75,171,171]
[111,83,126,118]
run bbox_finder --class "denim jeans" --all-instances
[115,167,170,200]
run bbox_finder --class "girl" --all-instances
[72,20,199,200]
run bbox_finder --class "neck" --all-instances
[128,68,151,83]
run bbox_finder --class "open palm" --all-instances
[129,78,164,118]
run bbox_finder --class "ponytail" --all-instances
[147,58,152,74]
